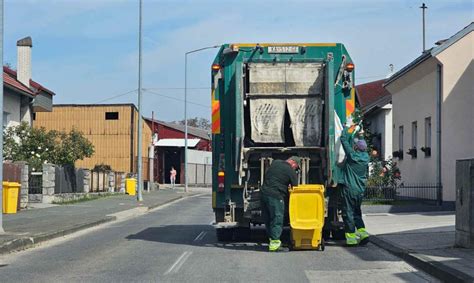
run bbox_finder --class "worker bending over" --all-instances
[260,157,300,252]
[340,125,370,246]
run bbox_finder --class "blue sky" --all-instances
[4,0,473,122]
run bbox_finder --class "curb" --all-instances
[0,193,195,255]
[0,216,116,255]
[371,235,473,283]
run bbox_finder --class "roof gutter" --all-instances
[4,84,35,98]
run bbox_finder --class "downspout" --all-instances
[436,64,442,205]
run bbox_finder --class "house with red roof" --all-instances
[355,78,392,159]
[3,37,54,129]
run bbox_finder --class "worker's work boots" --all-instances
[269,239,282,252]
[356,228,370,245]
[345,233,358,246]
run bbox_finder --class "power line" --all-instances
[356,74,387,80]
[96,89,137,104]
[143,89,209,108]
[145,87,210,90]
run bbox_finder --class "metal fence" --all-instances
[3,163,21,182]
[55,166,85,194]
[90,170,124,192]
[364,183,441,204]
[186,163,212,186]
[29,172,43,194]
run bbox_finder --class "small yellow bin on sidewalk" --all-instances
[289,184,325,250]
[3,181,21,214]
[125,178,137,196]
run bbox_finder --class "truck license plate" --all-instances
[267,46,299,54]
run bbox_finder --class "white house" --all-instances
[3,37,54,129]
[356,79,392,160]
[385,22,473,204]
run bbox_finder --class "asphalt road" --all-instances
[0,193,437,282]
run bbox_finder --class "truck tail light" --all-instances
[217,171,225,192]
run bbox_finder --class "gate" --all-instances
[28,172,43,194]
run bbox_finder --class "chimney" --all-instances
[17,36,33,88]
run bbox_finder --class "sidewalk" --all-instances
[0,187,206,254]
[365,211,474,282]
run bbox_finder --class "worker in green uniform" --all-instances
[260,157,300,252]
[340,125,370,246]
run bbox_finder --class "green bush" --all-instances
[3,122,94,171]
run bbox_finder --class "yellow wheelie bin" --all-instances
[125,178,137,196]
[3,182,21,214]
[289,184,325,250]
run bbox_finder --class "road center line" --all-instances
[164,251,192,275]
[194,231,205,241]
[173,251,192,273]
[194,231,207,241]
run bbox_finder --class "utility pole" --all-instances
[136,0,144,201]
[420,3,428,52]
[0,0,4,234]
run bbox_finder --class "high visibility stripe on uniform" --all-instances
[212,99,221,134]
[346,88,355,118]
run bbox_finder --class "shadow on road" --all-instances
[126,224,274,252]
[125,224,400,260]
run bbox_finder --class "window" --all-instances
[424,117,432,157]
[3,112,10,128]
[399,126,404,151]
[32,113,36,121]
[412,121,417,149]
[105,112,119,120]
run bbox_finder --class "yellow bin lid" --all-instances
[289,185,325,230]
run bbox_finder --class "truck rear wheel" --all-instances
[233,227,251,241]
[216,228,234,242]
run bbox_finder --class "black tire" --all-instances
[319,238,325,251]
[233,227,251,242]
[332,229,346,240]
[216,228,234,242]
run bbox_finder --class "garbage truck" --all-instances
[211,43,357,241]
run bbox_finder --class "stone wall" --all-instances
[42,164,56,204]
[14,161,29,209]
[83,169,91,193]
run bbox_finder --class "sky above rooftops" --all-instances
[4,0,472,121]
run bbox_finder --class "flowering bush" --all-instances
[3,123,94,171]
[368,157,401,187]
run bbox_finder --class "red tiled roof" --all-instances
[3,66,55,96]
[3,68,35,96]
[355,79,390,109]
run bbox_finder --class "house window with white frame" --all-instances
[410,121,417,159]
[423,117,431,157]
[398,125,404,159]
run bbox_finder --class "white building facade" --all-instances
[385,23,473,203]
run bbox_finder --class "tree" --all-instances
[174,117,211,130]
[351,109,401,187]
[3,123,95,171]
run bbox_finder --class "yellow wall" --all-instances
[34,105,152,180]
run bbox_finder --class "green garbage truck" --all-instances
[211,43,357,241]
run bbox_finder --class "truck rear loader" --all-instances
[211,43,357,242]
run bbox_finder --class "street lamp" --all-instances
[184,45,221,193]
